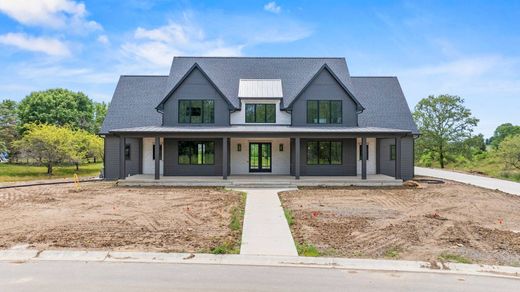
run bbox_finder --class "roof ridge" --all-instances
[173,56,345,59]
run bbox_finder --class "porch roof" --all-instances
[109,125,412,135]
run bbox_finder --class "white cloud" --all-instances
[0,0,101,32]
[264,1,281,14]
[0,32,70,57]
[121,19,245,68]
[97,35,109,45]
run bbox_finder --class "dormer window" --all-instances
[178,100,214,124]
[245,104,276,123]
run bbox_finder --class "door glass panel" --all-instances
[250,144,259,169]
[261,144,271,169]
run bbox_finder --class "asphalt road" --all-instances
[0,261,518,292]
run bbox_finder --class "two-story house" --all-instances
[100,57,419,182]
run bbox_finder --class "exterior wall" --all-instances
[104,135,120,179]
[356,138,376,175]
[163,138,223,176]
[299,138,357,176]
[377,136,415,180]
[162,67,230,127]
[124,137,141,177]
[291,69,358,127]
[230,99,291,125]
[142,137,164,175]
[229,138,290,175]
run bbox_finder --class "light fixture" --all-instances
[237,144,242,151]
[279,144,284,151]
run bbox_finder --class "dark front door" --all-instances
[249,143,272,172]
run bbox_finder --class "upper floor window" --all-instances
[307,100,342,124]
[179,100,214,124]
[245,104,276,123]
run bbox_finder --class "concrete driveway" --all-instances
[415,167,520,196]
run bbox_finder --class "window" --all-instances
[390,144,396,161]
[245,104,276,123]
[306,141,342,165]
[125,144,131,160]
[178,100,214,124]
[152,144,162,160]
[178,141,215,165]
[307,100,342,124]
[358,144,369,160]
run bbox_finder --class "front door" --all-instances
[249,143,272,172]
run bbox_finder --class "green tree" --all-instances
[0,99,19,154]
[17,89,95,132]
[92,101,108,134]
[488,123,520,148]
[498,135,520,170]
[14,124,76,174]
[413,94,479,168]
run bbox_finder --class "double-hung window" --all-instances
[307,100,342,124]
[179,100,214,124]
[178,141,215,165]
[306,141,342,165]
[245,104,276,123]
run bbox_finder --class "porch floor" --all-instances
[118,174,402,187]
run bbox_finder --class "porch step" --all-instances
[231,183,296,188]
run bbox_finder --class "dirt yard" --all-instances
[280,179,520,266]
[0,182,244,253]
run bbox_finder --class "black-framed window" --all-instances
[152,144,162,160]
[390,144,396,161]
[306,100,342,124]
[306,141,342,165]
[178,100,214,124]
[359,145,369,160]
[245,104,276,123]
[125,144,131,160]
[178,141,215,165]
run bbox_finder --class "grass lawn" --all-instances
[0,162,102,182]
[443,158,520,182]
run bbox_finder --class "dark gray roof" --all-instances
[164,57,353,108]
[110,125,411,134]
[99,75,168,134]
[351,77,419,134]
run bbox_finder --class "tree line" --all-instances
[0,88,107,174]
[413,94,520,179]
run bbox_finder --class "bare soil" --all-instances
[0,182,243,253]
[280,179,520,266]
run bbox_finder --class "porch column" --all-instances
[395,136,402,179]
[222,137,228,180]
[294,137,300,179]
[154,136,160,180]
[361,137,367,180]
[119,136,126,179]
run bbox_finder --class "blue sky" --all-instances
[0,0,519,137]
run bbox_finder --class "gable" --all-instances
[286,65,364,112]
[161,66,231,127]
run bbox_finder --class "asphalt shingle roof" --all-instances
[100,57,418,135]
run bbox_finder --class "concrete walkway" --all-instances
[237,188,298,256]
[415,167,520,196]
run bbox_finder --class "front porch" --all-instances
[118,174,403,187]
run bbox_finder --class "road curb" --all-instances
[1,248,520,279]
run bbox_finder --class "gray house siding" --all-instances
[124,137,141,177]
[162,67,230,127]
[291,69,358,127]
[377,136,414,180]
[163,138,223,176]
[299,138,356,176]
[104,135,120,179]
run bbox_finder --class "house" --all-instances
[100,57,419,182]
